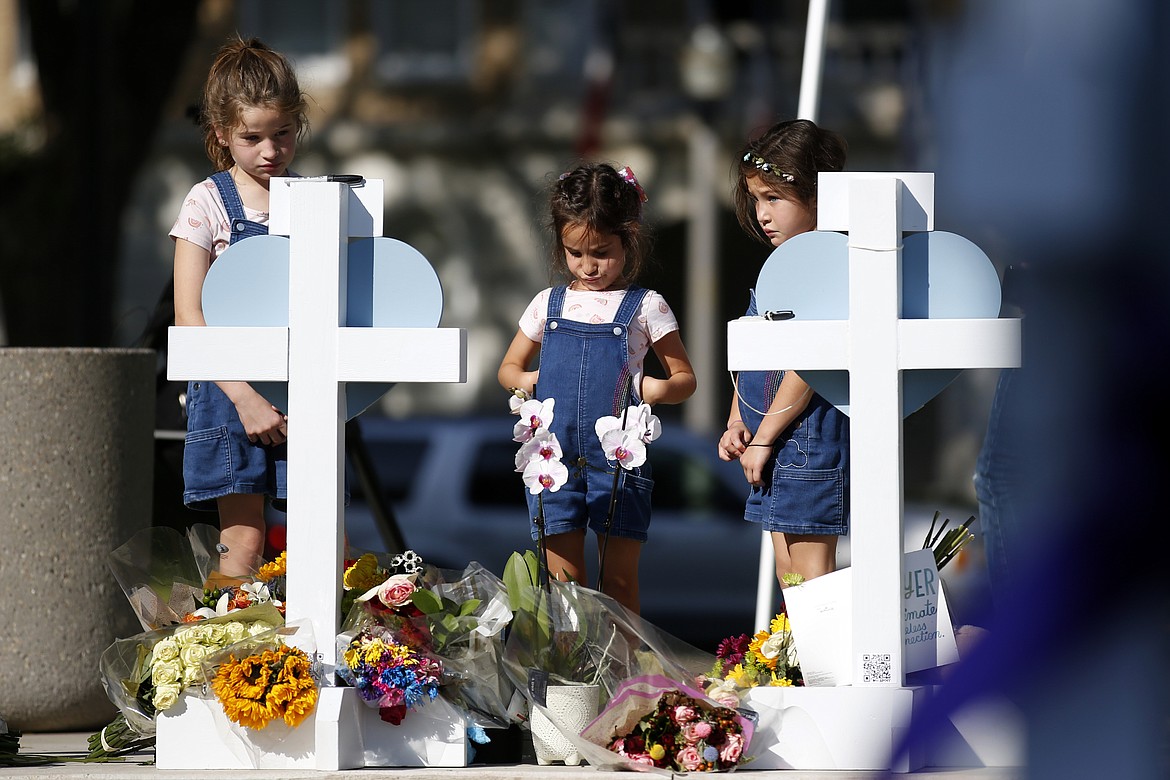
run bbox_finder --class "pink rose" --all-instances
[676,745,703,771]
[628,753,655,766]
[672,704,698,723]
[682,720,712,744]
[719,732,744,764]
[377,574,417,608]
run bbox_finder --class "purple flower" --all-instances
[716,633,751,666]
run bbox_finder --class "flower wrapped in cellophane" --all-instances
[500,550,723,767]
[336,623,442,725]
[98,602,284,737]
[581,675,754,773]
[203,620,320,732]
[107,524,284,630]
[337,552,514,730]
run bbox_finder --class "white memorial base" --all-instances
[155,687,468,770]
[741,685,1023,773]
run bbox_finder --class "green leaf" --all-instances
[458,598,482,617]
[411,588,443,614]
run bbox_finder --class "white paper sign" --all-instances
[783,549,960,686]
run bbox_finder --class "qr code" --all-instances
[862,653,892,683]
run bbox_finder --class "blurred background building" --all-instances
[0,0,990,506]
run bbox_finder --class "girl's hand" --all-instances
[739,443,772,487]
[517,370,539,396]
[234,393,287,446]
[718,420,750,462]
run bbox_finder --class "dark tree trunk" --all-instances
[0,0,200,346]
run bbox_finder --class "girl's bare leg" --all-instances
[544,529,587,585]
[216,493,267,577]
[773,531,837,585]
[597,536,642,614]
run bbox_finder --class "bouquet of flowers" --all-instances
[98,602,285,736]
[701,607,803,707]
[337,624,443,725]
[206,624,319,731]
[582,675,754,773]
[337,550,513,728]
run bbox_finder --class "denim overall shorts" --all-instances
[736,290,849,535]
[182,171,288,510]
[524,285,654,542]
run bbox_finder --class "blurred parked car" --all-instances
[268,415,987,649]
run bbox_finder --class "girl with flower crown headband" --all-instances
[718,119,851,588]
[498,162,696,614]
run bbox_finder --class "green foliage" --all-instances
[410,587,481,655]
[503,550,607,685]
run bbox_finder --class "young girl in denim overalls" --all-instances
[169,37,307,578]
[718,119,851,588]
[498,163,696,614]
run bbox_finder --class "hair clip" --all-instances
[743,153,795,183]
[617,165,648,203]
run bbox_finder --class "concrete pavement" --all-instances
[6,731,1024,779]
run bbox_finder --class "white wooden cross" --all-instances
[164,180,467,770]
[727,174,1020,765]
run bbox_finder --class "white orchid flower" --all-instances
[522,449,568,494]
[512,398,555,443]
[599,426,648,470]
[515,432,563,472]
[594,403,661,470]
[615,403,660,443]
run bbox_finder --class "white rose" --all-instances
[151,659,182,686]
[152,683,181,711]
[182,665,205,686]
[152,637,179,662]
[176,624,209,646]
[224,622,247,644]
[247,621,274,637]
[179,643,210,668]
[205,623,228,646]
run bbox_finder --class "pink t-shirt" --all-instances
[519,287,680,390]
[169,177,271,261]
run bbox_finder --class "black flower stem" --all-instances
[536,493,551,592]
[597,375,634,593]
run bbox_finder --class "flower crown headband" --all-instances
[743,153,795,183]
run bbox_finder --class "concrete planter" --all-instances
[0,348,154,731]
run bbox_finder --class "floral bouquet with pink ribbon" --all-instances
[580,674,754,773]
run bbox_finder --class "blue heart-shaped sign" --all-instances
[201,234,445,419]
[754,230,1001,417]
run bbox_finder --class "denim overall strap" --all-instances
[210,170,268,245]
[736,289,784,432]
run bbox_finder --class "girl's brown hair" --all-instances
[200,36,308,171]
[733,119,847,244]
[548,162,650,283]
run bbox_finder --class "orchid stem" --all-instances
[536,493,551,592]
[597,375,633,593]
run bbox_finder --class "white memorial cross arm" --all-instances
[727,172,1021,688]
